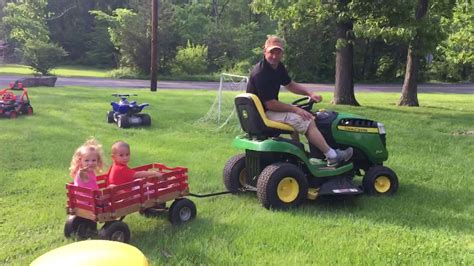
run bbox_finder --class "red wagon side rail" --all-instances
[66,163,189,223]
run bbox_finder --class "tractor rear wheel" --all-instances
[223,154,247,193]
[362,166,398,196]
[257,163,308,210]
[98,221,131,243]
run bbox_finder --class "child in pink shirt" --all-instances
[69,138,105,191]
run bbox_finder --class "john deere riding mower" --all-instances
[223,93,398,210]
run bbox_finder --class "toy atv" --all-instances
[0,82,33,119]
[64,163,196,243]
[223,93,398,210]
[107,94,151,128]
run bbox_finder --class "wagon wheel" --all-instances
[168,198,196,225]
[98,220,131,243]
[64,215,97,240]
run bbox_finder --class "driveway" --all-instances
[0,75,473,94]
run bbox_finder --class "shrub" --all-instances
[170,41,208,75]
[21,40,67,75]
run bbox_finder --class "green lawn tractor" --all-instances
[223,93,398,210]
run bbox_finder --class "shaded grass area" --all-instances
[0,88,473,265]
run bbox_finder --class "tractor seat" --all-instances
[235,93,294,139]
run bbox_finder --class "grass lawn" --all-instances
[0,64,111,78]
[0,87,472,265]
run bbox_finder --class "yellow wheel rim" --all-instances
[277,177,299,203]
[239,169,247,186]
[374,176,391,193]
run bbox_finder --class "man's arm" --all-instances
[264,99,314,120]
[285,81,322,103]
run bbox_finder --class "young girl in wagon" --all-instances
[69,138,105,191]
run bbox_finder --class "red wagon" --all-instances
[64,163,196,243]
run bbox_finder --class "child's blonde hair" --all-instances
[69,137,105,177]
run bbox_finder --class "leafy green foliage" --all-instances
[171,41,209,75]
[21,40,67,75]
[91,8,150,74]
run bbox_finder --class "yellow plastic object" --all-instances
[31,240,149,266]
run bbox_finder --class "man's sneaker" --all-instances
[327,147,353,167]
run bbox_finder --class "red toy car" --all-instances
[0,82,33,118]
[64,163,197,243]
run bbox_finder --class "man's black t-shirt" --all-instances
[246,58,291,109]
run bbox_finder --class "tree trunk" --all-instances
[150,0,158,92]
[398,0,428,106]
[398,45,419,106]
[332,19,359,106]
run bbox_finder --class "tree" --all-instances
[252,0,362,105]
[2,0,67,75]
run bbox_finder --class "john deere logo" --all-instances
[242,110,248,119]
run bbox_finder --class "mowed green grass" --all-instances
[0,87,473,265]
[0,64,111,78]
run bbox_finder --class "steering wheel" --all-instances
[2,91,17,102]
[291,96,314,112]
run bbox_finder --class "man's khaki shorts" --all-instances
[266,111,311,134]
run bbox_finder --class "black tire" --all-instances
[362,166,398,196]
[64,215,97,240]
[168,198,196,225]
[257,163,308,210]
[223,154,247,193]
[117,115,130,128]
[139,202,166,217]
[98,221,131,243]
[141,114,151,126]
[107,111,115,123]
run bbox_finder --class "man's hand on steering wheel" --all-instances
[308,92,322,103]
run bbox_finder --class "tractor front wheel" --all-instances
[98,221,131,243]
[362,166,398,196]
[257,163,308,210]
[223,154,248,193]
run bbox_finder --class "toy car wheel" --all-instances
[9,111,17,119]
[26,106,33,115]
[117,115,130,128]
[168,198,196,225]
[139,202,166,217]
[141,114,151,126]
[362,165,398,196]
[107,111,115,123]
[98,221,131,243]
[257,163,308,210]
[223,153,248,193]
[64,215,97,240]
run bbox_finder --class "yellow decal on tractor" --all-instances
[337,126,379,133]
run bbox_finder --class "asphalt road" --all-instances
[1,75,473,94]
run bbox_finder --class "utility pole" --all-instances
[150,0,158,92]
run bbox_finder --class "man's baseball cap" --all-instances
[264,36,284,52]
